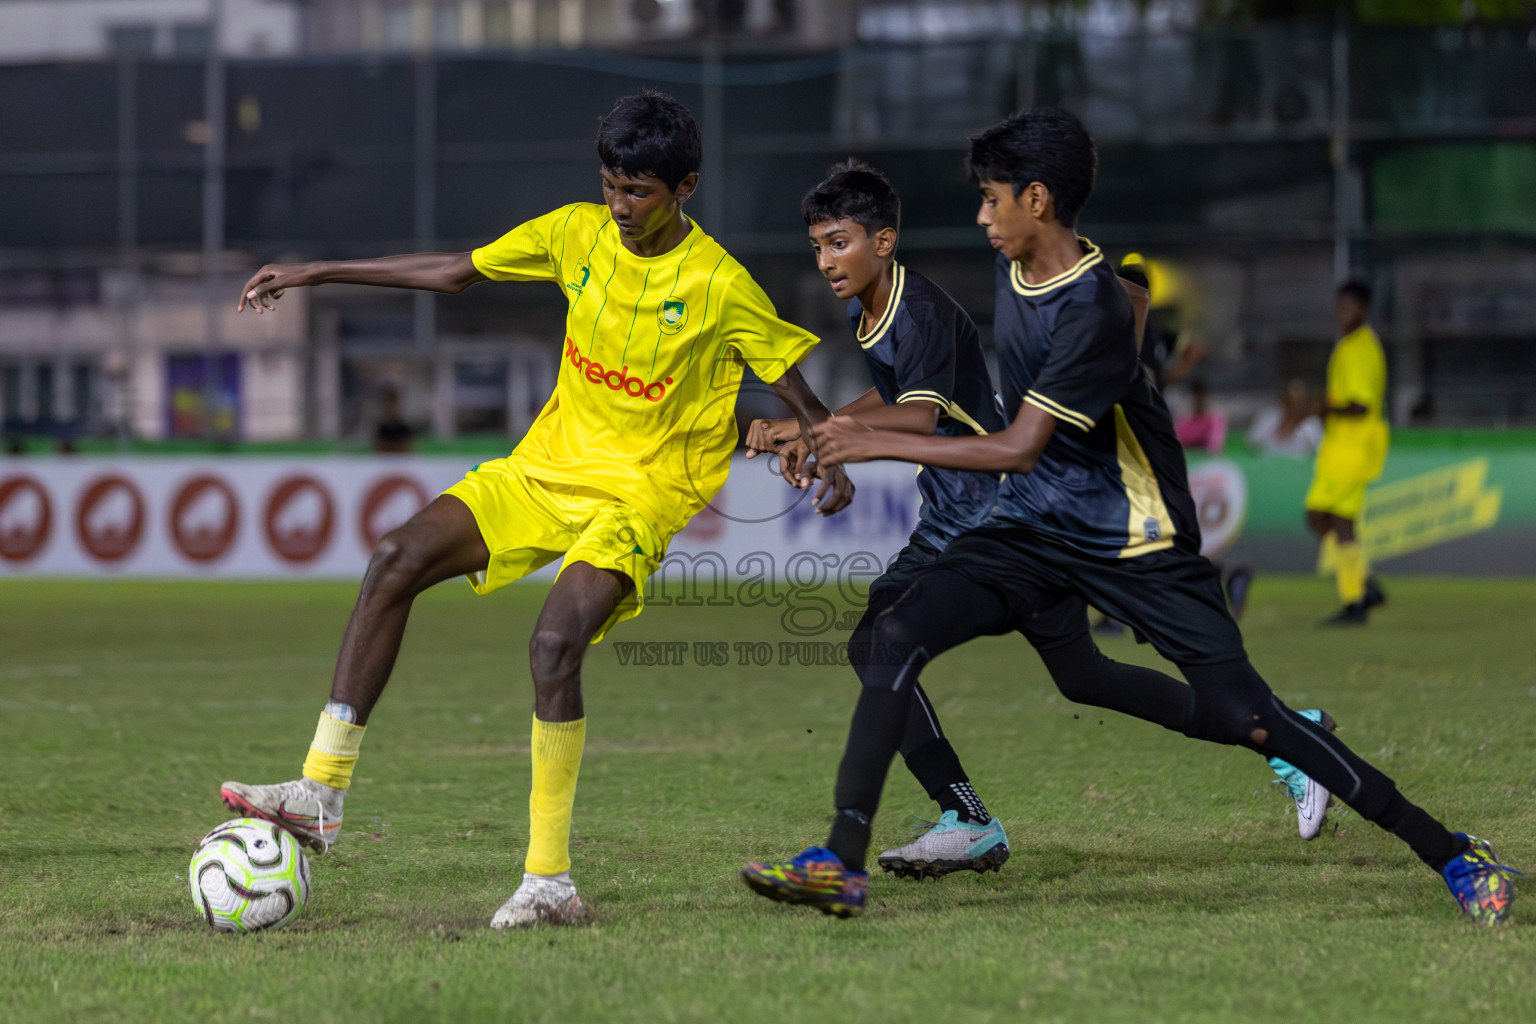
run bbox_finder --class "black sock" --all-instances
[828,809,871,873]
[938,781,990,824]
[903,739,966,796]
[827,570,1014,875]
[1378,792,1467,871]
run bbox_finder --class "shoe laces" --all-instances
[1449,842,1525,886]
[1270,773,1307,804]
[903,814,943,836]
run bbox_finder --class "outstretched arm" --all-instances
[811,399,1057,474]
[769,366,855,515]
[237,252,488,313]
[745,389,936,457]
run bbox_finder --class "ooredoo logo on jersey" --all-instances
[564,337,673,402]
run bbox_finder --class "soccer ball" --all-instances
[189,818,311,932]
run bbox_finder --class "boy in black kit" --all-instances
[747,161,1331,884]
[747,161,1013,877]
[742,113,1519,925]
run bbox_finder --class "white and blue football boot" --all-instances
[877,811,1010,880]
[1267,708,1336,841]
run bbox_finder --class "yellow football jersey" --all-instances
[471,203,818,535]
[1316,324,1389,481]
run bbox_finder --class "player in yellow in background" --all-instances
[217,91,853,928]
[1306,278,1389,625]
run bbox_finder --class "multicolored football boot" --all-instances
[741,846,869,918]
[877,812,1010,880]
[1267,708,1335,841]
[1442,833,1523,925]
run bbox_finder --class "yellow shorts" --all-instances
[443,457,669,643]
[1304,472,1370,520]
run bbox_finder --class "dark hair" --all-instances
[1337,277,1372,306]
[967,107,1097,228]
[595,91,702,192]
[800,159,901,236]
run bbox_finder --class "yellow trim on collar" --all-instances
[1009,238,1103,297]
[858,263,906,348]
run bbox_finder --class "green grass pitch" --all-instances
[3,575,1535,1023]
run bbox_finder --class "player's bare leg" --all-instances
[492,560,630,929]
[220,496,490,852]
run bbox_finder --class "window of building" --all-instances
[107,24,158,57]
[172,22,213,57]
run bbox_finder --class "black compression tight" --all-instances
[829,569,1459,873]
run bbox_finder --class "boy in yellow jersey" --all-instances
[216,92,853,928]
[1305,279,1389,625]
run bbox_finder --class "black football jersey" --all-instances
[848,264,1006,548]
[984,240,1200,558]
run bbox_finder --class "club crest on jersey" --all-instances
[657,297,688,334]
[1143,517,1162,542]
[568,258,591,295]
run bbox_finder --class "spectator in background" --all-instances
[372,388,412,454]
[1249,378,1322,457]
[1174,378,1227,454]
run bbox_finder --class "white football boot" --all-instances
[490,872,588,929]
[876,811,1011,880]
[220,777,344,854]
[1267,709,1336,841]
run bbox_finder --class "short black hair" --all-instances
[968,107,1097,228]
[1337,277,1372,306]
[800,159,901,236]
[596,91,702,192]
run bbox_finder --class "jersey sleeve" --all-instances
[1022,298,1137,431]
[470,204,583,283]
[890,313,956,412]
[717,270,819,383]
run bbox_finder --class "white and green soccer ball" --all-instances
[189,818,311,932]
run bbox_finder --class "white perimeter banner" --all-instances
[0,455,1245,580]
[0,455,929,581]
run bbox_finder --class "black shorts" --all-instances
[930,527,1246,667]
[869,536,945,599]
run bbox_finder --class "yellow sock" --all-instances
[526,716,586,876]
[1316,531,1338,575]
[301,712,366,790]
[1336,540,1367,606]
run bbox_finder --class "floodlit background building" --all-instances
[2,0,1535,445]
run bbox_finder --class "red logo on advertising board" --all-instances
[359,475,429,550]
[76,475,146,562]
[264,475,334,563]
[0,476,52,562]
[170,475,241,563]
